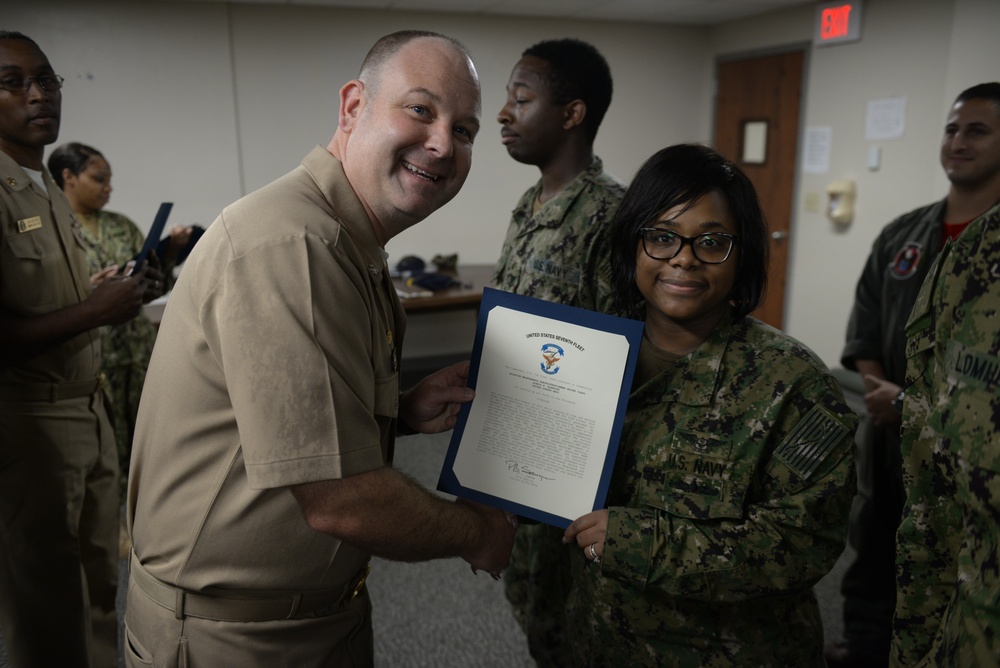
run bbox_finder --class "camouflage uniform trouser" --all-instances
[503,522,574,667]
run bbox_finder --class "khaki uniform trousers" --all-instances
[124,564,374,667]
[0,389,120,668]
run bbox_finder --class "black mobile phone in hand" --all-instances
[120,202,173,275]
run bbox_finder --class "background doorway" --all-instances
[713,49,806,329]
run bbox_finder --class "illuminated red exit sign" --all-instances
[814,0,863,46]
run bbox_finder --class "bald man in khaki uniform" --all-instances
[125,31,516,667]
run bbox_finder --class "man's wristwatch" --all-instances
[891,390,905,413]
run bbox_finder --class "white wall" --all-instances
[7,1,712,263]
[9,0,713,360]
[223,5,714,265]
[937,0,1000,194]
[7,0,999,367]
[10,2,242,235]
[712,0,999,366]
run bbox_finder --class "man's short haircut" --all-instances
[610,143,769,320]
[0,30,39,49]
[955,82,1000,109]
[359,30,472,93]
[522,38,613,144]
[47,142,104,189]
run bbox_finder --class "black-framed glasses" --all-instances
[639,228,738,264]
[0,74,65,95]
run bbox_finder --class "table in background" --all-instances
[393,264,495,313]
[394,264,494,386]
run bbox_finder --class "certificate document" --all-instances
[437,288,643,528]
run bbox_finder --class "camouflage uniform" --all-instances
[837,199,946,662]
[494,157,625,314]
[565,312,857,667]
[77,209,171,489]
[496,157,625,666]
[892,202,1000,667]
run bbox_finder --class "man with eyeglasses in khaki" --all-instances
[0,30,149,667]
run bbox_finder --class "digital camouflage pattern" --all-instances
[493,157,625,314]
[502,519,574,666]
[892,202,1000,667]
[838,198,947,660]
[564,312,857,667]
[77,209,171,489]
[497,157,624,667]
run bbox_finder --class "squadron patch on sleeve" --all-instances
[773,404,849,479]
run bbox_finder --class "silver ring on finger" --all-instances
[589,542,601,564]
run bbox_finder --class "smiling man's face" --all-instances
[340,36,481,237]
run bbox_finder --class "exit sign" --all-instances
[814,0,863,46]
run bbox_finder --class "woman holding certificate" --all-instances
[561,143,857,667]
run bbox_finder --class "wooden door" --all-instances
[713,50,804,329]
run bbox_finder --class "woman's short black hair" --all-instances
[47,142,103,189]
[610,143,769,320]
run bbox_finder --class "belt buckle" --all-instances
[349,562,371,602]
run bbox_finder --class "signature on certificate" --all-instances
[506,460,556,481]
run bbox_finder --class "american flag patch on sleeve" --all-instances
[773,405,849,479]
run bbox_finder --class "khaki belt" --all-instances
[129,550,370,622]
[0,373,106,402]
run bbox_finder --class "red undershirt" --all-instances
[942,219,972,247]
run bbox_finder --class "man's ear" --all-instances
[563,99,587,131]
[339,80,365,133]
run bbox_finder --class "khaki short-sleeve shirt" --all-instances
[129,147,404,592]
[0,151,100,384]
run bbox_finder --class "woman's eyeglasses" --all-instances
[638,228,738,264]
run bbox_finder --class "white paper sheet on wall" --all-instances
[865,97,907,140]
[802,126,832,174]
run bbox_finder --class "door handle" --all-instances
[771,231,789,241]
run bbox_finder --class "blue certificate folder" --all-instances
[436,288,644,528]
[123,202,172,271]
